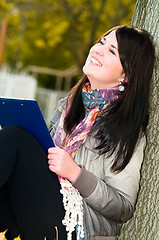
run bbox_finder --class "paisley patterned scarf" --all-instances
[53,82,120,240]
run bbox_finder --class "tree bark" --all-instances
[119,0,159,239]
[0,20,8,69]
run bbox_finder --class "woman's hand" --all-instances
[48,146,81,183]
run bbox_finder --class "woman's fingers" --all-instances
[48,159,54,165]
[48,147,56,154]
[47,146,81,182]
[48,147,58,159]
[48,146,60,154]
[48,164,56,172]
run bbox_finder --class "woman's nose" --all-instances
[94,43,106,56]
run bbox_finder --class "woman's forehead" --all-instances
[102,30,118,46]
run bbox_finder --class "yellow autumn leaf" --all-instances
[0,230,7,240]
[34,39,46,48]
[14,236,21,240]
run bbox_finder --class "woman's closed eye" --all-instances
[109,49,116,55]
[99,40,104,45]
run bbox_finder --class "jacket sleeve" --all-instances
[73,137,146,223]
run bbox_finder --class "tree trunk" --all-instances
[119,0,159,239]
[0,20,8,69]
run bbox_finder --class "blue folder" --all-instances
[0,97,54,152]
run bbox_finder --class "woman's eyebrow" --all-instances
[111,44,117,50]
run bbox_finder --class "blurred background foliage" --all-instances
[0,0,136,89]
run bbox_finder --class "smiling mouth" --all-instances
[90,57,102,66]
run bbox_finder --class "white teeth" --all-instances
[91,57,102,66]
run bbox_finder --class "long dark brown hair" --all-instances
[64,25,155,172]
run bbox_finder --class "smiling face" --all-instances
[83,30,125,90]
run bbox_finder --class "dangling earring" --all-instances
[118,81,125,91]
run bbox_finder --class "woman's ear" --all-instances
[120,72,127,83]
[119,73,128,85]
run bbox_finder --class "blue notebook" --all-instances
[0,97,55,152]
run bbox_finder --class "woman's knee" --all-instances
[0,125,44,187]
[0,125,42,151]
[0,125,27,142]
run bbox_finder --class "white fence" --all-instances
[0,70,37,99]
[36,88,67,124]
[0,70,68,125]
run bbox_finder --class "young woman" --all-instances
[0,25,155,240]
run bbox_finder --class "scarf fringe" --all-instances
[60,178,84,240]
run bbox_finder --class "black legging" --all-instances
[0,125,76,240]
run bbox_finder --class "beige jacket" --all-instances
[49,99,145,240]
